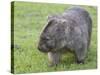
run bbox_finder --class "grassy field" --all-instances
[12,1,97,74]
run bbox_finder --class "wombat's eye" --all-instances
[43,37,50,41]
[41,36,50,41]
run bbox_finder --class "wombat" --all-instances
[38,7,92,66]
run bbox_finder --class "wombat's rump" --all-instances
[38,7,92,66]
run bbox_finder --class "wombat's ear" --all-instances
[47,15,54,21]
[47,15,58,21]
[42,19,54,33]
[47,15,52,20]
[44,19,55,31]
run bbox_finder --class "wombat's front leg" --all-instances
[48,52,61,67]
[75,46,87,64]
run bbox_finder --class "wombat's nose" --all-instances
[38,45,44,51]
[38,45,41,51]
[38,45,49,53]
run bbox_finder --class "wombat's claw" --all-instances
[77,60,84,64]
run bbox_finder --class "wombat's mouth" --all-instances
[39,49,50,53]
[38,45,50,53]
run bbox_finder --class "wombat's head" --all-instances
[38,33,55,53]
[38,19,56,53]
[38,17,67,53]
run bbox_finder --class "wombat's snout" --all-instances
[38,45,49,53]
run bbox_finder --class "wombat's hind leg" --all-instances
[75,47,87,64]
[48,52,61,67]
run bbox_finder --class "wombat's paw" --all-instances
[76,60,84,64]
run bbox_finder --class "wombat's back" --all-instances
[62,7,92,50]
[64,7,89,17]
[63,7,92,26]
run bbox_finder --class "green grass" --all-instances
[12,1,97,74]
